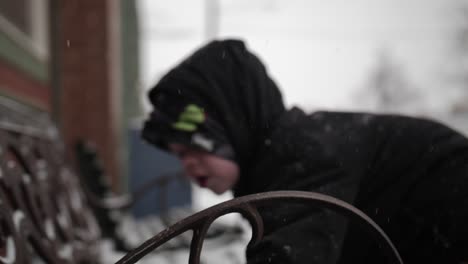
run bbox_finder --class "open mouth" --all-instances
[195,176,208,187]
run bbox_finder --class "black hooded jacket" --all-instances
[145,39,468,263]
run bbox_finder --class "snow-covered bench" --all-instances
[0,101,102,263]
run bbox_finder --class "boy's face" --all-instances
[168,143,239,194]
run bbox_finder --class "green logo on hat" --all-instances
[172,104,205,132]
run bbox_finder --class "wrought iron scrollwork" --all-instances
[116,191,403,264]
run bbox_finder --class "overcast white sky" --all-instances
[136,0,468,207]
[138,0,466,112]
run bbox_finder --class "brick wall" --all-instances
[56,0,121,190]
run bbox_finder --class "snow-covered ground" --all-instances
[99,207,250,263]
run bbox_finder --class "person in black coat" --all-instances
[141,39,468,263]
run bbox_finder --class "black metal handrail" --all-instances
[115,190,403,264]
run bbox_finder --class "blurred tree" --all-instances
[450,5,468,114]
[356,49,421,113]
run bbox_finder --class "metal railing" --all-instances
[116,191,403,264]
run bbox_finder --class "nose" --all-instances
[180,154,199,177]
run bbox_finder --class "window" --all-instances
[0,0,49,61]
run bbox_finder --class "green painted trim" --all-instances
[0,30,49,83]
[119,0,143,192]
[120,0,143,119]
